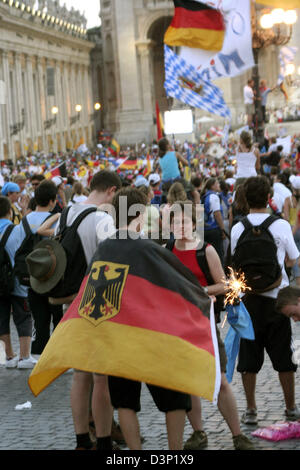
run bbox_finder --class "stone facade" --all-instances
[99,0,300,145]
[0,1,95,162]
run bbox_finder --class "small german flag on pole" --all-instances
[156,101,165,141]
[164,0,225,51]
[28,235,221,402]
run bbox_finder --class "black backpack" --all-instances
[14,217,46,287]
[166,240,224,322]
[0,225,15,296]
[46,206,97,299]
[232,215,282,294]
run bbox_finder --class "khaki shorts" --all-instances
[246,104,255,115]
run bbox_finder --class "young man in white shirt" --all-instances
[243,79,255,128]
[54,171,121,450]
[231,176,300,424]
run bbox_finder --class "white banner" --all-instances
[180,0,254,82]
[276,135,292,156]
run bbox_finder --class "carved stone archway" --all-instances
[147,16,173,114]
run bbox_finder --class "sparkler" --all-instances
[221,267,251,328]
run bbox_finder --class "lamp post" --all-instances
[251,2,297,145]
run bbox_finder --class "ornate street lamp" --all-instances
[251,2,297,144]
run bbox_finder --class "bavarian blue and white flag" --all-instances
[164,45,231,119]
[277,46,298,85]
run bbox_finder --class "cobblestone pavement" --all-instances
[0,318,300,451]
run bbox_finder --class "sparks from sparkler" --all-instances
[221,267,251,328]
[223,267,251,306]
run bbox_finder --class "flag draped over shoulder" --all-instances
[164,0,225,51]
[28,235,221,403]
[256,0,300,7]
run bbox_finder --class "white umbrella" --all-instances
[196,116,214,123]
[207,144,226,159]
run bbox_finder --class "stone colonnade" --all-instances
[0,50,94,161]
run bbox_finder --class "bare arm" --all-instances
[285,257,298,267]
[228,206,233,231]
[283,196,291,222]
[214,210,226,237]
[205,245,226,296]
[176,152,189,166]
[255,148,261,172]
[192,190,200,204]
[37,213,60,237]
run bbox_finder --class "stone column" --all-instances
[114,0,141,112]
[2,51,13,159]
[62,62,72,147]
[0,52,5,157]
[37,57,47,151]
[136,40,155,115]
[15,53,27,155]
[25,54,36,143]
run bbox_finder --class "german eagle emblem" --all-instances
[79,261,129,326]
[179,76,203,95]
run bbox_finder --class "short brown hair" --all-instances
[90,170,121,193]
[112,187,147,229]
[276,287,300,313]
[0,196,11,218]
[244,176,270,209]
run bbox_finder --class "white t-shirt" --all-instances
[268,143,278,153]
[225,177,236,187]
[208,193,221,213]
[231,213,299,299]
[273,182,292,202]
[54,204,115,265]
[68,194,88,206]
[272,192,285,213]
[236,151,257,179]
[244,85,254,105]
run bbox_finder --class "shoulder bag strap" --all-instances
[0,224,15,249]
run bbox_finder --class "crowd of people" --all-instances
[0,127,300,451]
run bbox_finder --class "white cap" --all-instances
[52,176,63,187]
[148,174,161,185]
[134,175,149,188]
[290,175,300,190]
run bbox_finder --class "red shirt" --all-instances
[172,246,208,287]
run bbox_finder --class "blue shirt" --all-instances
[260,88,271,107]
[159,151,180,181]
[0,212,51,297]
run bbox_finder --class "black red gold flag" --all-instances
[164,0,225,51]
[29,234,221,402]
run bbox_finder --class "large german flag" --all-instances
[164,0,225,51]
[28,234,221,402]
